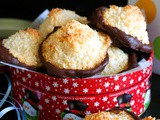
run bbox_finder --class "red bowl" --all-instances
[10,52,153,120]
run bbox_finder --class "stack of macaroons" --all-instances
[0,5,153,78]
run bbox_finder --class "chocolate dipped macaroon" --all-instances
[0,28,43,70]
[40,20,111,78]
[84,108,155,120]
[90,5,152,53]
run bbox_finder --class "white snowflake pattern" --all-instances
[122,76,127,82]
[114,85,120,90]
[45,99,49,103]
[53,82,59,87]
[130,100,135,106]
[94,102,99,107]
[83,88,88,93]
[52,96,57,101]
[114,75,119,81]
[102,97,108,102]
[35,82,39,86]
[22,77,26,82]
[64,88,70,94]
[27,74,31,78]
[63,79,68,84]
[72,82,78,87]
[62,100,67,105]
[130,79,134,85]
[38,105,43,110]
[56,109,61,114]
[136,89,140,94]
[104,82,109,88]
[96,88,102,94]
[138,76,142,81]
[46,86,51,91]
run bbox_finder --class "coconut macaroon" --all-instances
[90,5,152,53]
[0,28,43,70]
[41,20,111,78]
[84,108,156,120]
[101,45,128,75]
[39,8,89,38]
[84,108,141,120]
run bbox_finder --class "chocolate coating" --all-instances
[0,40,39,70]
[39,42,109,78]
[90,6,152,53]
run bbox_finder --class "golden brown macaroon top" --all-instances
[102,5,149,45]
[2,28,43,67]
[84,111,135,120]
[39,8,89,38]
[42,20,111,70]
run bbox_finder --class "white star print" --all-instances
[72,82,78,87]
[130,100,135,106]
[38,105,43,110]
[102,97,108,102]
[46,86,50,91]
[141,83,144,87]
[130,79,134,85]
[138,76,142,81]
[63,79,68,84]
[22,88,25,93]
[62,100,67,105]
[64,88,70,94]
[53,82,59,87]
[96,88,102,93]
[22,77,26,82]
[114,75,119,81]
[27,74,31,78]
[143,68,147,74]
[19,95,22,99]
[114,85,120,90]
[94,102,99,107]
[104,82,109,88]
[83,88,88,93]
[45,99,49,103]
[122,76,127,82]
[35,82,39,87]
[52,96,57,101]
[136,89,140,94]
[16,69,19,73]
[16,81,19,86]
[113,97,117,102]
[56,109,61,114]
[147,69,150,74]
